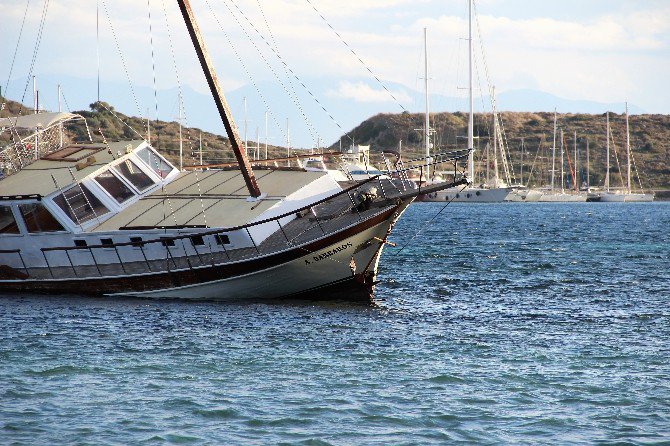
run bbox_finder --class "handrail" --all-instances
[41,175,379,252]
[41,149,470,254]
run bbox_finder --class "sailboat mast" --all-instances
[606,112,610,192]
[586,139,590,191]
[551,109,557,192]
[520,137,524,186]
[626,102,631,194]
[58,84,63,147]
[493,98,498,184]
[177,0,261,197]
[574,131,578,191]
[467,0,474,181]
[424,27,430,180]
[199,131,203,166]
[560,129,564,194]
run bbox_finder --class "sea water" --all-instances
[1,203,669,445]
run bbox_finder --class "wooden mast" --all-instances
[177,0,261,197]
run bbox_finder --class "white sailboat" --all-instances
[598,104,654,202]
[504,138,543,202]
[420,0,510,203]
[538,111,587,202]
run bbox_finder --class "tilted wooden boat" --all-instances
[0,1,469,301]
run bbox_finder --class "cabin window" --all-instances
[130,236,143,247]
[100,238,114,247]
[0,205,20,234]
[160,237,175,247]
[94,170,135,203]
[137,147,173,179]
[215,234,230,245]
[53,184,110,224]
[190,235,205,246]
[74,239,88,247]
[18,203,65,233]
[113,159,155,192]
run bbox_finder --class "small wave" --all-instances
[25,365,92,377]
[427,374,467,384]
[193,407,240,420]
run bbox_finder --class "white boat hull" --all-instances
[598,192,654,202]
[538,193,588,202]
[111,217,395,300]
[504,189,543,202]
[421,187,511,203]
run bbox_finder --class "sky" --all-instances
[2,0,669,144]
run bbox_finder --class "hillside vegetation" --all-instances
[3,97,669,189]
[337,112,670,190]
[0,98,288,167]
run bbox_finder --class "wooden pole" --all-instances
[177,0,261,197]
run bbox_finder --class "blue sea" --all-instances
[1,203,669,445]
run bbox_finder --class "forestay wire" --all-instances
[304,0,408,114]
[392,183,468,256]
[3,0,31,106]
[219,0,316,146]
[19,0,49,109]
[227,0,354,144]
[101,0,142,116]
[204,0,289,146]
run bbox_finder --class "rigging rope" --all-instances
[204,0,288,147]
[228,0,353,144]
[221,0,323,147]
[473,0,516,184]
[3,0,31,104]
[19,0,49,109]
[393,183,468,256]
[100,0,142,116]
[146,0,159,126]
[304,0,407,114]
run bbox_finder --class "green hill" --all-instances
[336,111,670,190]
[3,96,669,189]
[0,98,289,167]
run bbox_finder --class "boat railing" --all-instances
[30,150,470,280]
[0,249,29,276]
[0,114,90,176]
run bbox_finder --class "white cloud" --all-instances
[1,0,668,114]
[326,81,411,103]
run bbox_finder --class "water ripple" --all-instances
[1,203,669,444]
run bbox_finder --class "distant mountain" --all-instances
[4,75,645,149]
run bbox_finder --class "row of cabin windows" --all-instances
[0,203,65,234]
[1,150,169,233]
[70,234,230,248]
[51,151,163,226]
